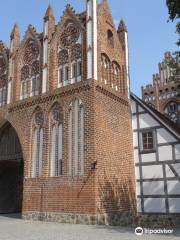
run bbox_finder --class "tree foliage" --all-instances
[166,0,180,82]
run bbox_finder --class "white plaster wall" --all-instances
[136,182,140,195]
[133,132,138,147]
[175,144,180,160]
[169,198,180,213]
[139,113,160,129]
[141,153,156,162]
[93,0,98,80]
[134,149,139,163]
[144,198,166,213]
[157,128,176,144]
[171,163,180,176]
[42,68,47,93]
[142,165,163,179]
[74,99,79,176]
[167,181,180,195]
[138,105,144,113]
[124,31,130,97]
[143,181,165,195]
[7,81,12,104]
[43,39,48,65]
[135,167,140,179]
[166,165,175,178]
[158,145,173,161]
[132,116,137,130]
[131,100,136,114]
[136,198,142,212]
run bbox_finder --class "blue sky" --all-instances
[0,0,178,96]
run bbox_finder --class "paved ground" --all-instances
[0,214,180,240]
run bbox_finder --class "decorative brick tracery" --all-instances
[58,49,68,65]
[21,65,29,81]
[31,61,40,76]
[71,43,82,61]
[24,39,39,65]
[60,22,80,48]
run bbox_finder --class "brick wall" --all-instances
[93,83,136,216]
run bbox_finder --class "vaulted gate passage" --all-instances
[0,122,24,214]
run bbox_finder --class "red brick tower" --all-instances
[0,0,136,225]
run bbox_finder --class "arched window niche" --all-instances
[49,103,63,177]
[20,65,29,100]
[32,109,44,178]
[20,38,40,100]
[68,98,85,177]
[57,20,83,88]
[112,61,121,91]
[31,60,40,97]
[107,29,114,47]
[0,52,8,106]
[101,53,111,86]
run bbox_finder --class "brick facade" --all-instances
[0,0,136,225]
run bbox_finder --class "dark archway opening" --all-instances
[0,122,24,214]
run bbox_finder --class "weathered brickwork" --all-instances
[0,0,137,225]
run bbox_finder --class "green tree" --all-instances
[166,0,180,82]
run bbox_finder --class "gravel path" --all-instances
[0,214,180,240]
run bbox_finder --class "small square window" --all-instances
[141,130,155,152]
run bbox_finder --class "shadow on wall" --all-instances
[137,180,180,228]
[98,173,137,226]
[142,177,180,213]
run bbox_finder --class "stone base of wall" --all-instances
[23,212,180,227]
[22,211,134,226]
[136,214,180,228]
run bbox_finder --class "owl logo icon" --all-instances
[135,227,144,236]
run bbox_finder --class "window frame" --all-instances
[21,80,25,99]
[77,60,82,82]
[25,79,28,98]
[64,65,69,83]
[58,66,63,87]
[72,62,77,79]
[140,129,156,154]
[31,76,36,96]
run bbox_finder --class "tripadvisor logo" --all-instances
[135,227,143,236]
[135,227,174,235]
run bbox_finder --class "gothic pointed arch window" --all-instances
[58,20,83,88]
[107,29,114,47]
[0,52,8,106]
[68,99,85,176]
[112,61,121,91]
[71,43,82,83]
[31,60,40,96]
[21,38,40,100]
[32,110,44,177]
[21,65,29,99]
[24,39,39,65]
[58,49,69,87]
[101,53,111,86]
[50,103,63,177]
